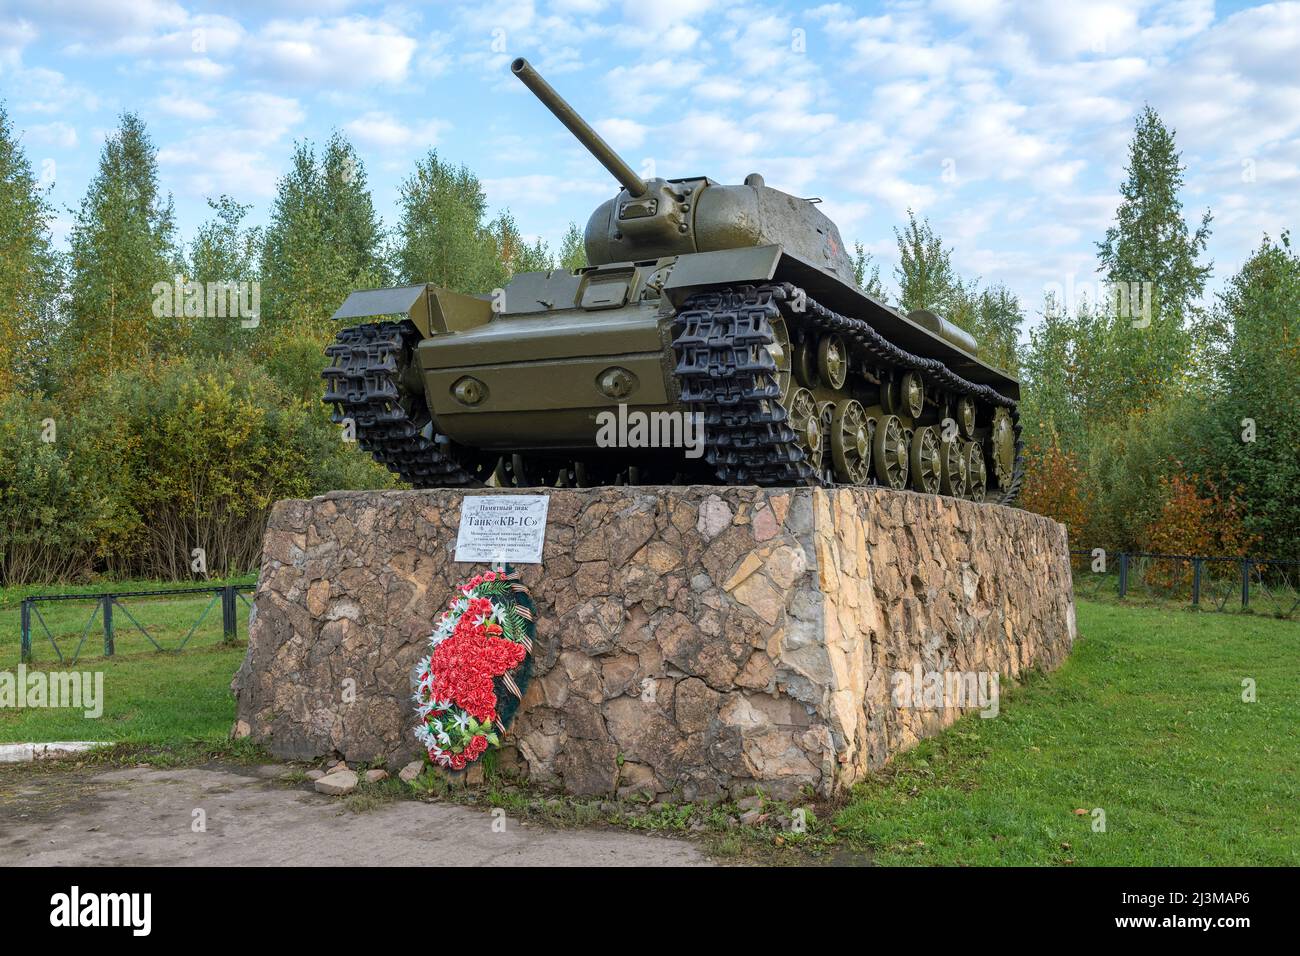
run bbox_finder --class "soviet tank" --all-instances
[323,58,1023,503]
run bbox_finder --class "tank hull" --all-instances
[417,297,672,450]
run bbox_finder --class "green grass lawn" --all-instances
[834,601,1299,865]
[2,585,1296,865]
[0,579,253,746]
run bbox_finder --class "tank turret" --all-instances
[511,57,858,285]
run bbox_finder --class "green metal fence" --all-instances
[19,584,257,664]
[1070,550,1300,618]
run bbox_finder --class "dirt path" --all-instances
[0,763,710,866]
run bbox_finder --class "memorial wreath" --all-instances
[413,567,535,769]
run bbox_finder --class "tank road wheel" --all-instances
[909,425,942,494]
[938,437,967,497]
[956,396,976,439]
[767,314,793,402]
[990,407,1016,489]
[965,441,987,501]
[817,334,848,390]
[787,387,824,472]
[872,414,909,489]
[830,400,872,484]
[900,371,925,419]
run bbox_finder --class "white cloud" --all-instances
[158,135,281,201]
[11,0,188,39]
[153,94,217,121]
[24,121,78,148]
[231,93,305,140]
[344,111,447,149]
[0,19,37,72]
[593,117,647,150]
[246,16,418,86]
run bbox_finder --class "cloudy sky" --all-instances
[2,0,1298,319]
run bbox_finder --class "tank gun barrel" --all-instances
[511,57,647,199]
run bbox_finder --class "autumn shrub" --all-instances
[1140,471,1256,589]
[1020,436,1091,546]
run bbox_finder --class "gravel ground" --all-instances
[0,762,710,867]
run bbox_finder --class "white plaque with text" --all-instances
[454,495,550,564]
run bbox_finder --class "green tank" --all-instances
[323,58,1023,502]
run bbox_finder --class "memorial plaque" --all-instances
[454,495,550,564]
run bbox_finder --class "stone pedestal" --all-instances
[233,486,1075,800]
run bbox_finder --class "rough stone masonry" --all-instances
[233,487,1076,800]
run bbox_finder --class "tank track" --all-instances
[671,282,1025,504]
[322,321,481,488]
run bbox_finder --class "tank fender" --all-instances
[330,283,491,337]
[662,244,782,308]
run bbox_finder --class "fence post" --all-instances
[21,599,32,663]
[222,585,237,642]
[102,595,115,657]
[1241,559,1251,610]
[1191,558,1203,606]
[1118,553,1129,598]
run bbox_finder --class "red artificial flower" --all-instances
[464,735,489,762]
[428,610,526,722]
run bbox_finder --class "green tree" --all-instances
[0,104,61,396]
[973,284,1023,375]
[1093,105,1213,418]
[394,149,503,293]
[1020,293,1085,453]
[260,134,385,336]
[558,222,586,271]
[893,209,965,318]
[851,242,885,299]
[186,195,262,356]
[1194,233,1300,556]
[259,134,385,401]
[63,112,177,380]
[491,209,552,276]
[320,132,387,285]
[888,212,1020,369]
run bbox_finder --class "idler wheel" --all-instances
[830,400,872,484]
[872,414,909,489]
[909,425,941,494]
[788,387,824,471]
[767,314,792,402]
